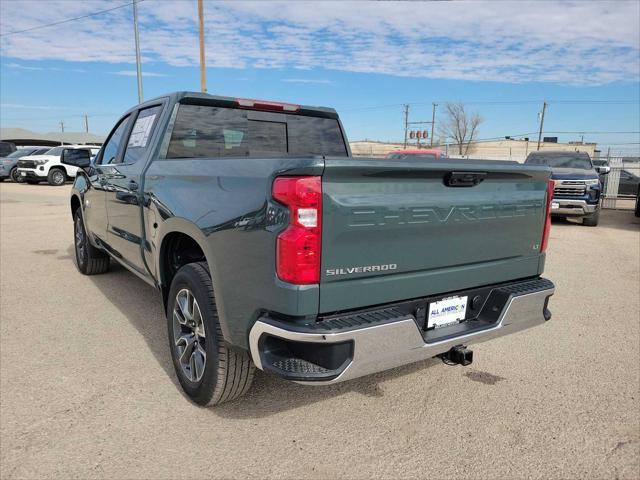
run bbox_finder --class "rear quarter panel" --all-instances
[143,156,324,349]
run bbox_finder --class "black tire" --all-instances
[73,208,110,275]
[10,168,22,183]
[48,168,66,186]
[583,210,600,227]
[635,189,640,218]
[167,262,254,406]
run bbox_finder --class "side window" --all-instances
[123,105,162,164]
[100,116,130,164]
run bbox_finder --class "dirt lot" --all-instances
[1,181,639,480]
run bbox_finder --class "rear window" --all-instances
[0,142,15,156]
[388,153,438,161]
[525,153,592,169]
[166,104,347,159]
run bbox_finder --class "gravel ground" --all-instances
[1,181,638,480]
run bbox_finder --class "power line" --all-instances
[0,1,141,37]
[340,99,639,113]
[543,131,640,134]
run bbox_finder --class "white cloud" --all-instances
[4,63,43,71]
[0,103,69,110]
[282,78,333,85]
[110,70,168,77]
[0,0,638,85]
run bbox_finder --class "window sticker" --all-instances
[128,114,157,148]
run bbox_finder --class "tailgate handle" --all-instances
[445,171,486,187]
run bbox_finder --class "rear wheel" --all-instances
[48,168,66,186]
[167,262,254,406]
[583,210,600,227]
[73,209,110,274]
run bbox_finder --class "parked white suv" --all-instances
[17,145,100,186]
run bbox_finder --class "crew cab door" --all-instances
[84,115,132,244]
[104,105,162,277]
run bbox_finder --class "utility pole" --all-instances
[198,0,207,93]
[83,114,89,133]
[536,101,547,151]
[403,104,409,149]
[132,0,143,103]
[430,103,437,147]
[59,121,65,145]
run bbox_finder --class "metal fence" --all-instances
[601,157,639,210]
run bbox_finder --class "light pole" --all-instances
[430,103,437,147]
[536,101,547,151]
[133,0,143,103]
[198,0,207,92]
[403,104,409,149]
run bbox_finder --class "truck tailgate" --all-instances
[320,158,551,313]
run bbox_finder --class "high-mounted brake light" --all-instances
[272,176,322,284]
[236,98,300,112]
[541,179,554,253]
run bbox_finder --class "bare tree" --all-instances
[439,102,483,156]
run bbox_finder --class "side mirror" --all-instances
[61,149,91,168]
[595,166,610,175]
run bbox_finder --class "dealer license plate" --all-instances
[427,295,468,329]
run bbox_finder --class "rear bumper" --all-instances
[249,277,554,385]
[551,198,598,216]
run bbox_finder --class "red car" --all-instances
[385,149,444,160]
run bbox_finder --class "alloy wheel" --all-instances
[52,170,65,185]
[74,214,85,266]
[172,288,207,383]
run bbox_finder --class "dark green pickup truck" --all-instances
[65,92,555,405]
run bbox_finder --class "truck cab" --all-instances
[525,151,608,226]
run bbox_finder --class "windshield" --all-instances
[525,154,592,169]
[45,147,64,156]
[7,148,36,158]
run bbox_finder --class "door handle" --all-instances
[129,180,139,191]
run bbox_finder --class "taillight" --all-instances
[272,176,322,284]
[541,179,554,253]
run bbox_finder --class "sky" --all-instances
[1,0,639,155]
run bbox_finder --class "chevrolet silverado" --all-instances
[65,92,555,405]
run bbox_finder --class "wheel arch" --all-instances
[70,194,81,218]
[49,164,68,177]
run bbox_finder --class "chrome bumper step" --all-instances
[249,277,555,384]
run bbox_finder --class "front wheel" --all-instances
[10,168,23,183]
[167,262,254,406]
[583,210,600,227]
[48,168,66,186]
[73,209,110,274]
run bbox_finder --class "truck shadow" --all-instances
[74,246,441,417]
